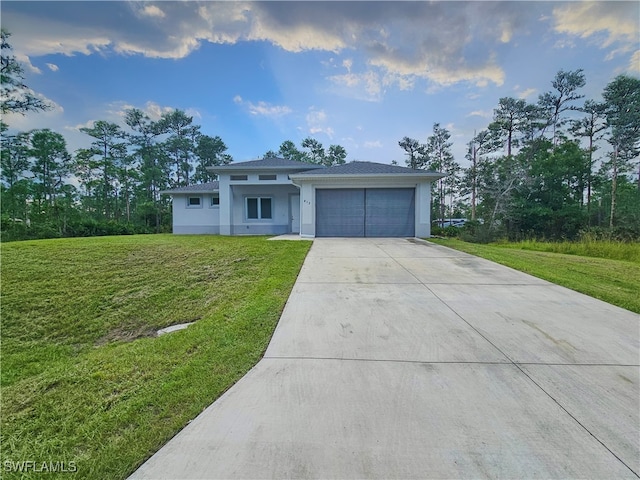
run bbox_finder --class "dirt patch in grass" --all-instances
[95,325,159,345]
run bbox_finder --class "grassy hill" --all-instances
[1,235,311,479]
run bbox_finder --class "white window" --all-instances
[230,175,248,181]
[210,196,220,207]
[246,197,272,220]
[187,196,202,208]
[259,174,277,181]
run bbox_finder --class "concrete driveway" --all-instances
[130,238,639,479]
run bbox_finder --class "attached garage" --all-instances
[289,161,445,239]
[316,188,415,237]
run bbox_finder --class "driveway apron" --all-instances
[130,238,640,479]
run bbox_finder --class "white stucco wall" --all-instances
[172,194,220,234]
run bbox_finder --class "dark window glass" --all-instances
[247,198,258,219]
[259,174,277,181]
[188,197,201,206]
[211,196,220,206]
[260,198,272,219]
[230,175,248,181]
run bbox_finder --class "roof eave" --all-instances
[289,172,446,181]
[160,188,219,195]
[208,165,324,173]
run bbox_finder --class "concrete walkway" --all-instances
[130,238,640,479]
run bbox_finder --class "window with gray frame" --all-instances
[246,197,272,219]
[187,196,202,208]
[210,195,220,206]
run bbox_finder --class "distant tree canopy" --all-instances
[399,70,640,241]
[264,137,347,166]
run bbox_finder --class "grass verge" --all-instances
[1,235,311,479]
[428,238,640,314]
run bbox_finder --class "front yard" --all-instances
[1,235,310,479]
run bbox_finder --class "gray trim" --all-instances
[174,225,221,234]
[290,161,444,179]
[210,157,324,173]
[231,224,289,235]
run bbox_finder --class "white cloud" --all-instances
[15,53,41,74]
[141,101,175,120]
[46,63,59,72]
[234,95,292,118]
[629,50,640,74]
[140,5,165,19]
[105,100,176,122]
[4,1,526,91]
[517,88,537,99]
[306,108,334,138]
[3,92,64,131]
[364,140,382,149]
[329,70,383,101]
[185,108,202,120]
[66,119,97,132]
[466,110,492,119]
[552,2,639,51]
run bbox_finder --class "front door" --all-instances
[290,194,300,233]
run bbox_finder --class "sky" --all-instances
[2,1,639,168]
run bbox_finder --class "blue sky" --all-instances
[2,1,639,167]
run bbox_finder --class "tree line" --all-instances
[398,70,640,241]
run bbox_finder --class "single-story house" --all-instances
[161,157,444,238]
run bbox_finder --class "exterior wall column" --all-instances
[299,182,315,238]
[415,181,432,238]
[219,176,233,235]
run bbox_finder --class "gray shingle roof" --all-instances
[161,181,219,194]
[211,157,325,171]
[292,161,442,176]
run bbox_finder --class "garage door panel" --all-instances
[316,189,365,237]
[365,188,415,237]
[316,188,415,237]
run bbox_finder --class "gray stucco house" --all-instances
[161,157,444,238]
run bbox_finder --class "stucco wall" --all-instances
[171,194,220,234]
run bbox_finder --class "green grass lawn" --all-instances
[428,238,640,314]
[1,235,311,479]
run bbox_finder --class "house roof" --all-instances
[289,161,445,178]
[208,157,325,172]
[160,181,219,195]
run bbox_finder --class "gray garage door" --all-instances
[316,188,415,237]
